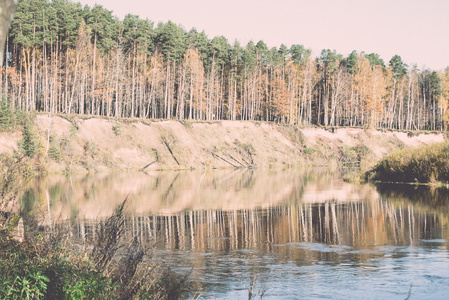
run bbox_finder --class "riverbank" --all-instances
[365,141,449,186]
[0,114,446,173]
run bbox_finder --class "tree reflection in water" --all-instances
[23,169,449,252]
[21,168,449,298]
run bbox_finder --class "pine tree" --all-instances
[20,119,40,158]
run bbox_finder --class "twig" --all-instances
[405,283,413,300]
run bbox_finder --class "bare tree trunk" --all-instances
[91,32,97,115]
[0,0,19,67]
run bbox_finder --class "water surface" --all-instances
[23,169,449,299]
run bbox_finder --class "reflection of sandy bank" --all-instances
[302,180,378,203]
[27,169,379,220]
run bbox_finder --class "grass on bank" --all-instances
[0,154,189,299]
[365,142,449,185]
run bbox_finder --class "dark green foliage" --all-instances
[0,98,13,131]
[9,0,37,47]
[19,120,40,158]
[340,144,369,164]
[278,44,288,60]
[344,50,358,74]
[83,141,97,157]
[318,49,342,74]
[187,28,210,60]
[365,53,385,69]
[112,121,122,136]
[289,44,310,65]
[365,142,449,183]
[0,98,27,131]
[0,235,115,299]
[0,182,189,300]
[123,14,154,55]
[420,70,442,109]
[389,55,408,79]
[155,20,187,62]
[54,0,84,47]
[4,0,447,130]
[242,41,257,72]
[84,4,118,52]
[48,145,62,162]
[208,35,230,70]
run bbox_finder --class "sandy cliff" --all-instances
[0,114,446,172]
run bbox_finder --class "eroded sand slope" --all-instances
[0,115,445,172]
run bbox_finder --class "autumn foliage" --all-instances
[1,0,449,130]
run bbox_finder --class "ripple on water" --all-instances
[420,239,447,243]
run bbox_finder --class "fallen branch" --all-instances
[162,136,180,165]
[238,149,254,167]
[140,160,157,171]
[209,151,239,168]
[247,149,254,165]
[226,153,246,167]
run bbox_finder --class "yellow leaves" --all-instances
[184,48,201,71]
[441,68,449,129]
[183,48,204,82]
[271,77,291,119]
[286,60,301,76]
[182,47,206,116]
[352,55,388,126]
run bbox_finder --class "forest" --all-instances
[2,0,449,130]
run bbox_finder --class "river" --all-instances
[22,168,449,299]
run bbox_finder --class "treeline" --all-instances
[2,0,449,130]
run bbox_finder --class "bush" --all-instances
[0,236,115,299]
[0,205,189,299]
[0,98,27,131]
[1,151,190,299]
[112,121,122,136]
[365,142,449,184]
[83,141,97,157]
[1,182,189,300]
[48,145,62,162]
[0,98,13,131]
[19,120,40,158]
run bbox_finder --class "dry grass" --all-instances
[0,154,190,299]
[365,142,449,184]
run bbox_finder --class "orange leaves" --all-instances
[353,55,387,126]
[271,77,291,120]
[441,68,449,128]
[2,67,21,86]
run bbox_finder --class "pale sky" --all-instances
[76,0,449,70]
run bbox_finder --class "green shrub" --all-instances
[0,99,27,131]
[48,145,62,162]
[0,271,50,300]
[19,121,40,158]
[0,98,13,131]
[341,145,369,164]
[69,123,78,137]
[0,236,115,300]
[112,121,122,136]
[1,154,190,299]
[59,136,71,151]
[304,147,314,155]
[365,142,449,183]
[84,141,97,157]
[0,200,189,300]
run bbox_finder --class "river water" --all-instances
[22,168,449,299]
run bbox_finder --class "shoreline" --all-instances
[0,114,446,175]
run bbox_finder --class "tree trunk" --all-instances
[0,0,19,67]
